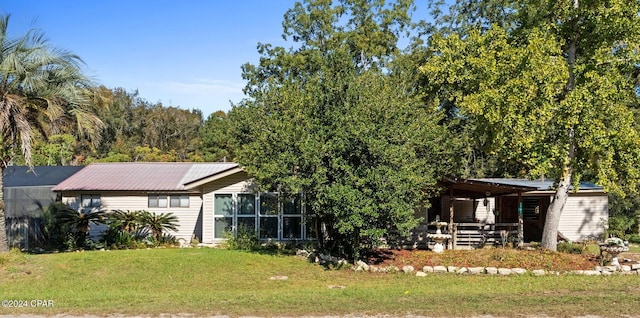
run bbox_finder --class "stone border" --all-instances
[352,260,640,276]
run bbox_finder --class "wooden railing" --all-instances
[453,223,519,249]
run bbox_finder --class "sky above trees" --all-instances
[0,1,300,116]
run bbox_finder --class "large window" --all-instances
[259,193,279,239]
[214,192,307,241]
[237,193,256,235]
[282,194,303,239]
[214,194,233,239]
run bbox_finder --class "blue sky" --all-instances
[0,1,298,117]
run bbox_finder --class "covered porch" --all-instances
[408,178,541,250]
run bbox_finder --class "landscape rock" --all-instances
[632,263,640,270]
[447,266,458,273]
[402,265,415,273]
[511,268,527,275]
[422,266,434,273]
[468,267,485,275]
[269,275,289,280]
[532,269,546,276]
[355,260,369,271]
[498,268,512,275]
[433,266,447,273]
[486,267,498,275]
[415,271,428,277]
[583,270,601,276]
[456,267,468,274]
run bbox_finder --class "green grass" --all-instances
[1,248,639,317]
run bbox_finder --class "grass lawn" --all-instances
[1,248,639,317]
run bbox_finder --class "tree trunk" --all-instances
[0,166,9,252]
[541,130,575,251]
[540,170,571,251]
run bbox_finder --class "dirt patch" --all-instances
[620,252,640,262]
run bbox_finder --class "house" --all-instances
[3,165,84,248]
[51,162,311,244]
[52,163,608,248]
[409,178,608,249]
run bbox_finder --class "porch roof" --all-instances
[440,178,539,199]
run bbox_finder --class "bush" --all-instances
[223,226,260,250]
[557,242,584,254]
[607,215,635,239]
[627,234,640,244]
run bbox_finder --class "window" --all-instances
[214,194,233,239]
[148,195,168,208]
[282,194,303,239]
[170,195,189,208]
[237,194,256,235]
[259,193,279,239]
[81,194,101,209]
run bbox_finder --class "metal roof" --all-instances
[440,178,603,199]
[52,162,239,192]
[3,166,84,188]
[473,178,604,191]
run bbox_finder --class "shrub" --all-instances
[557,242,584,254]
[223,226,260,250]
[607,215,635,239]
[627,234,640,244]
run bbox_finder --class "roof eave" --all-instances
[183,167,244,189]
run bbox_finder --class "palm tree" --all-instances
[0,15,104,252]
[57,206,106,249]
[139,211,179,244]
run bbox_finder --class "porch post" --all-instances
[517,191,524,248]
[449,188,455,250]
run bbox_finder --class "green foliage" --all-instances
[138,211,179,245]
[102,210,179,248]
[557,242,584,255]
[200,110,235,162]
[607,215,636,240]
[233,0,462,260]
[421,0,640,250]
[627,234,640,244]
[88,87,204,163]
[222,226,260,251]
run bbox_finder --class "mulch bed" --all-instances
[363,248,600,271]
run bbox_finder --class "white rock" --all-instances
[512,268,527,275]
[621,265,631,272]
[447,266,458,273]
[468,267,485,274]
[433,266,447,273]
[498,268,512,275]
[422,266,434,273]
[456,267,468,274]
[631,263,640,270]
[532,269,546,276]
[269,275,289,280]
[402,265,415,273]
[356,260,369,271]
[583,270,601,276]
[415,271,428,277]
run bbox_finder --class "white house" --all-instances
[51,162,311,244]
[53,163,607,247]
